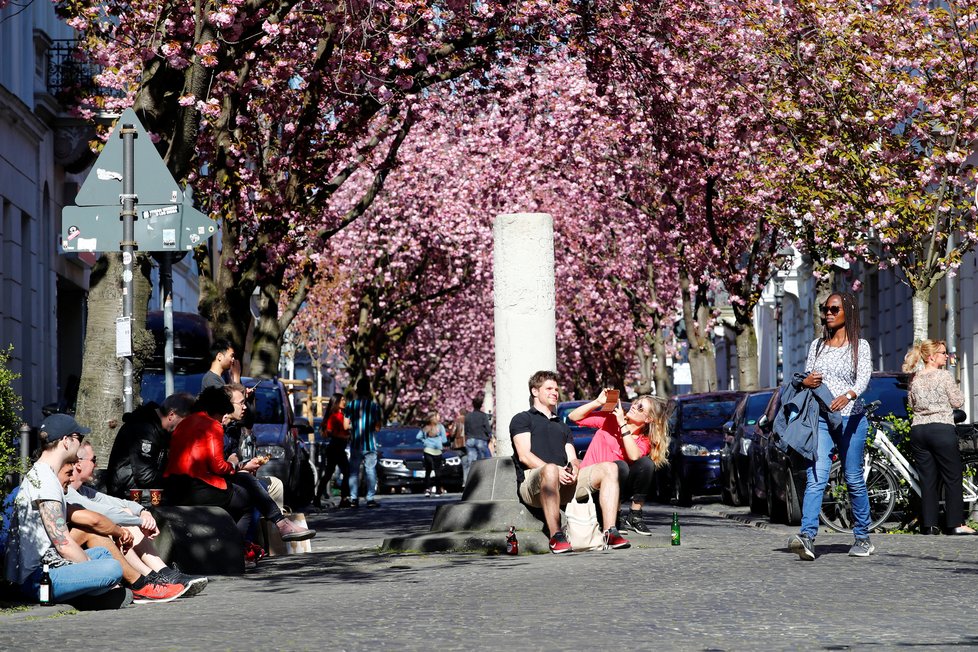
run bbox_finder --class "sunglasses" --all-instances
[629,404,647,415]
[819,305,842,315]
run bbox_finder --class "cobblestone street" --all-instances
[2,495,978,650]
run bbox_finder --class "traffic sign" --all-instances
[74,108,182,207]
[61,201,216,252]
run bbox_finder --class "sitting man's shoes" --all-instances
[603,527,630,549]
[549,530,572,554]
[277,518,317,542]
[69,586,133,610]
[788,533,816,561]
[627,510,652,536]
[848,538,875,557]
[131,579,189,604]
[366,500,380,508]
[156,567,208,597]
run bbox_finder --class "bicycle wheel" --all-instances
[960,453,978,524]
[819,460,899,534]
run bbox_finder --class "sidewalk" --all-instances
[3,494,978,650]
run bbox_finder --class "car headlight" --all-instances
[256,445,285,460]
[444,456,461,466]
[681,443,711,457]
[379,459,407,470]
[740,439,752,456]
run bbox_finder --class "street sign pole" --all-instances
[120,124,137,412]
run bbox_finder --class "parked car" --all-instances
[720,389,775,507]
[375,426,463,493]
[756,372,909,525]
[663,391,745,506]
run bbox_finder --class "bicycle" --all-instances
[818,401,978,533]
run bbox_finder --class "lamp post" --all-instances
[774,275,786,386]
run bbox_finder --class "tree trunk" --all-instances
[653,330,673,398]
[680,266,718,393]
[912,289,930,342]
[75,253,154,466]
[812,269,834,337]
[250,280,285,377]
[734,321,760,391]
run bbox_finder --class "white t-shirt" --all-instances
[5,462,66,584]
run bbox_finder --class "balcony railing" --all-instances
[46,39,125,107]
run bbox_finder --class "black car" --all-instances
[664,391,745,506]
[720,389,775,507]
[757,372,909,525]
[375,427,463,493]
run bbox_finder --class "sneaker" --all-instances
[788,534,816,561]
[244,541,266,569]
[425,489,431,497]
[366,500,380,508]
[603,527,631,549]
[338,498,352,509]
[350,499,360,509]
[549,530,572,554]
[277,518,316,542]
[69,586,134,611]
[131,579,189,604]
[849,538,875,557]
[156,568,208,598]
[627,510,652,536]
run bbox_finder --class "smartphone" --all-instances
[600,389,620,412]
[251,379,263,389]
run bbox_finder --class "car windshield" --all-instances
[863,376,909,419]
[140,372,205,406]
[376,429,424,448]
[745,392,773,425]
[681,399,740,431]
[252,385,285,424]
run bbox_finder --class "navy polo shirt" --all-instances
[509,406,574,486]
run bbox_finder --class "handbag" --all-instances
[261,510,313,556]
[564,491,605,551]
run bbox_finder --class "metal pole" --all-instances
[120,124,137,413]
[19,423,30,482]
[947,231,958,371]
[162,255,175,396]
[776,298,784,386]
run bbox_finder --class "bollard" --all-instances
[19,423,31,483]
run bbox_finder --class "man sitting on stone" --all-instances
[510,370,629,553]
[2,414,129,608]
[105,392,196,498]
[68,441,207,596]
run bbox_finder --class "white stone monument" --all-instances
[493,212,557,458]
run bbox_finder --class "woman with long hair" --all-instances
[316,392,351,508]
[902,340,975,535]
[567,391,672,536]
[788,291,873,561]
[417,412,448,496]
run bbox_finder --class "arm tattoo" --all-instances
[39,501,71,548]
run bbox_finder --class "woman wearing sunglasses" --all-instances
[788,291,873,561]
[567,391,672,535]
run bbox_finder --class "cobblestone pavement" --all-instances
[3,494,978,651]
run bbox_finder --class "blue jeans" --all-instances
[22,547,122,602]
[348,451,377,501]
[464,439,491,485]
[800,414,871,539]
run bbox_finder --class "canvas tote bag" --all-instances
[565,491,605,551]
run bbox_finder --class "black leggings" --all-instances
[423,452,443,487]
[614,457,655,504]
[910,422,965,529]
[317,440,350,500]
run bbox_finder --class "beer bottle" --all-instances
[505,526,519,555]
[671,512,681,546]
[39,563,51,605]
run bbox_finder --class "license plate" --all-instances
[412,470,426,478]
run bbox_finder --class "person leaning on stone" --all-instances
[464,396,493,484]
[510,371,629,554]
[69,442,208,596]
[2,414,130,609]
[104,392,196,498]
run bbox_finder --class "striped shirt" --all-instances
[345,398,382,454]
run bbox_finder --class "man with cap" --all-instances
[3,414,131,608]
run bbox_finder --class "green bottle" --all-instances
[671,512,681,546]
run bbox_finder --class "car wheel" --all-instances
[673,471,692,507]
[720,457,735,506]
[767,469,788,524]
[784,472,802,526]
[728,462,743,507]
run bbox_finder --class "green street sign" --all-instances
[61,201,217,253]
[74,108,182,207]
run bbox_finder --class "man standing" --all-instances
[345,378,383,509]
[105,393,196,498]
[510,371,628,553]
[3,414,130,607]
[201,339,240,391]
[463,396,493,485]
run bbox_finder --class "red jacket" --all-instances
[164,411,234,490]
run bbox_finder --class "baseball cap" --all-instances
[39,413,91,442]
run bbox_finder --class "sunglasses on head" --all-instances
[819,305,842,315]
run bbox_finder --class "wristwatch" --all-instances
[846,390,857,401]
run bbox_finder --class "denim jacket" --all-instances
[773,372,842,460]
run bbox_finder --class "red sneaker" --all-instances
[549,530,572,554]
[132,579,189,604]
[603,527,630,549]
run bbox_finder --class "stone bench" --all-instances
[150,505,245,575]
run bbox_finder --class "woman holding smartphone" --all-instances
[567,390,671,535]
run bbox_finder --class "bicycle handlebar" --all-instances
[863,400,882,417]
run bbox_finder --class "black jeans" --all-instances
[318,439,350,500]
[614,456,655,504]
[423,452,444,488]
[910,422,965,529]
